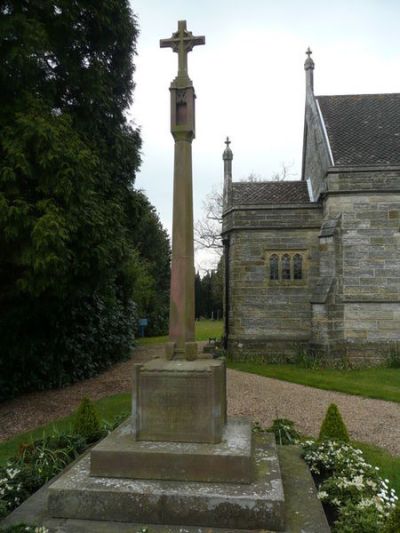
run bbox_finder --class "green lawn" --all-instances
[137,319,223,345]
[228,361,400,404]
[356,441,400,496]
[0,393,131,466]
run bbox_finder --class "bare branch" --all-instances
[194,186,223,258]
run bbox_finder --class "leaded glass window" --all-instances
[270,254,279,280]
[293,254,303,280]
[282,254,290,280]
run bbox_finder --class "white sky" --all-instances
[128,0,400,270]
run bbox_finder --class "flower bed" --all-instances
[0,407,128,522]
[302,439,398,532]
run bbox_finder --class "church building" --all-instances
[222,50,400,363]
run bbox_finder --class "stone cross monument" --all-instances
[45,22,293,531]
[160,20,205,360]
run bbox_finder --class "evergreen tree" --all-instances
[195,263,223,320]
[128,192,170,336]
[319,404,350,443]
[0,1,168,398]
[195,272,202,319]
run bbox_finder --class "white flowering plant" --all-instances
[0,463,29,517]
[270,418,300,445]
[302,439,398,532]
[0,433,87,519]
[0,414,128,520]
[0,525,49,532]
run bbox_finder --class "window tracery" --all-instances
[270,254,279,280]
[293,254,303,280]
[266,252,305,283]
[282,254,291,280]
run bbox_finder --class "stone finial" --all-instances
[223,137,233,210]
[223,136,233,161]
[304,47,314,93]
[304,47,314,70]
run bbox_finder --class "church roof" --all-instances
[316,93,400,166]
[232,181,311,205]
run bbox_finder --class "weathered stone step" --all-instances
[0,440,330,532]
[47,432,285,531]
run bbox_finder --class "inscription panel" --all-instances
[138,371,212,442]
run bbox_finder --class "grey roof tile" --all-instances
[317,94,400,166]
[232,181,311,205]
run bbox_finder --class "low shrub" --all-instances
[333,501,386,533]
[294,345,323,369]
[72,398,102,443]
[385,344,400,369]
[0,408,126,520]
[269,418,300,445]
[319,403,349,443]
[0,432,87,519]
[383,504,400,533]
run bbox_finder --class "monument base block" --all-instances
[133,358,226,444]
[48,433,285,531]
[90,417,254,483]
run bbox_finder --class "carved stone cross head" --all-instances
[160,20,205,84]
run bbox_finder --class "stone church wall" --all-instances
[225,206,322,359]
[321,170,400,361]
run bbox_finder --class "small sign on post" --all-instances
[138,318,148,337]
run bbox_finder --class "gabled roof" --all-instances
[232,181,311,205]
[316,94,400,166]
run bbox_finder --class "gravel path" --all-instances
[1,343,400,456]
[227,369,400,455]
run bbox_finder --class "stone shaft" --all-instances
[168,139,196,356]
[161,21,204,360]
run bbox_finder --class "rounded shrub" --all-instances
[319,403,350,443]
[72,398,102,443]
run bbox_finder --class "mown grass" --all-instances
[355,440,400,496]
[137,319,223,345]
[227,361,400,404]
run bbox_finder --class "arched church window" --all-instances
[270,254,279,280]
[282,254,290,280]
[293,254,303,280]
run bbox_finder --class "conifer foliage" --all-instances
[0,1,169,399]
[73,398,101,443]
[319,403,350,443]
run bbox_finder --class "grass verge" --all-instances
[0,393,131,466]
[137,319,223,345]
[227,361,400,403]
[355,440,400,496]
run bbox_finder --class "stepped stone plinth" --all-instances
[90,417,254,483]
[48,433,286,531]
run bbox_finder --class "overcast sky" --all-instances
[128,0,400,269]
